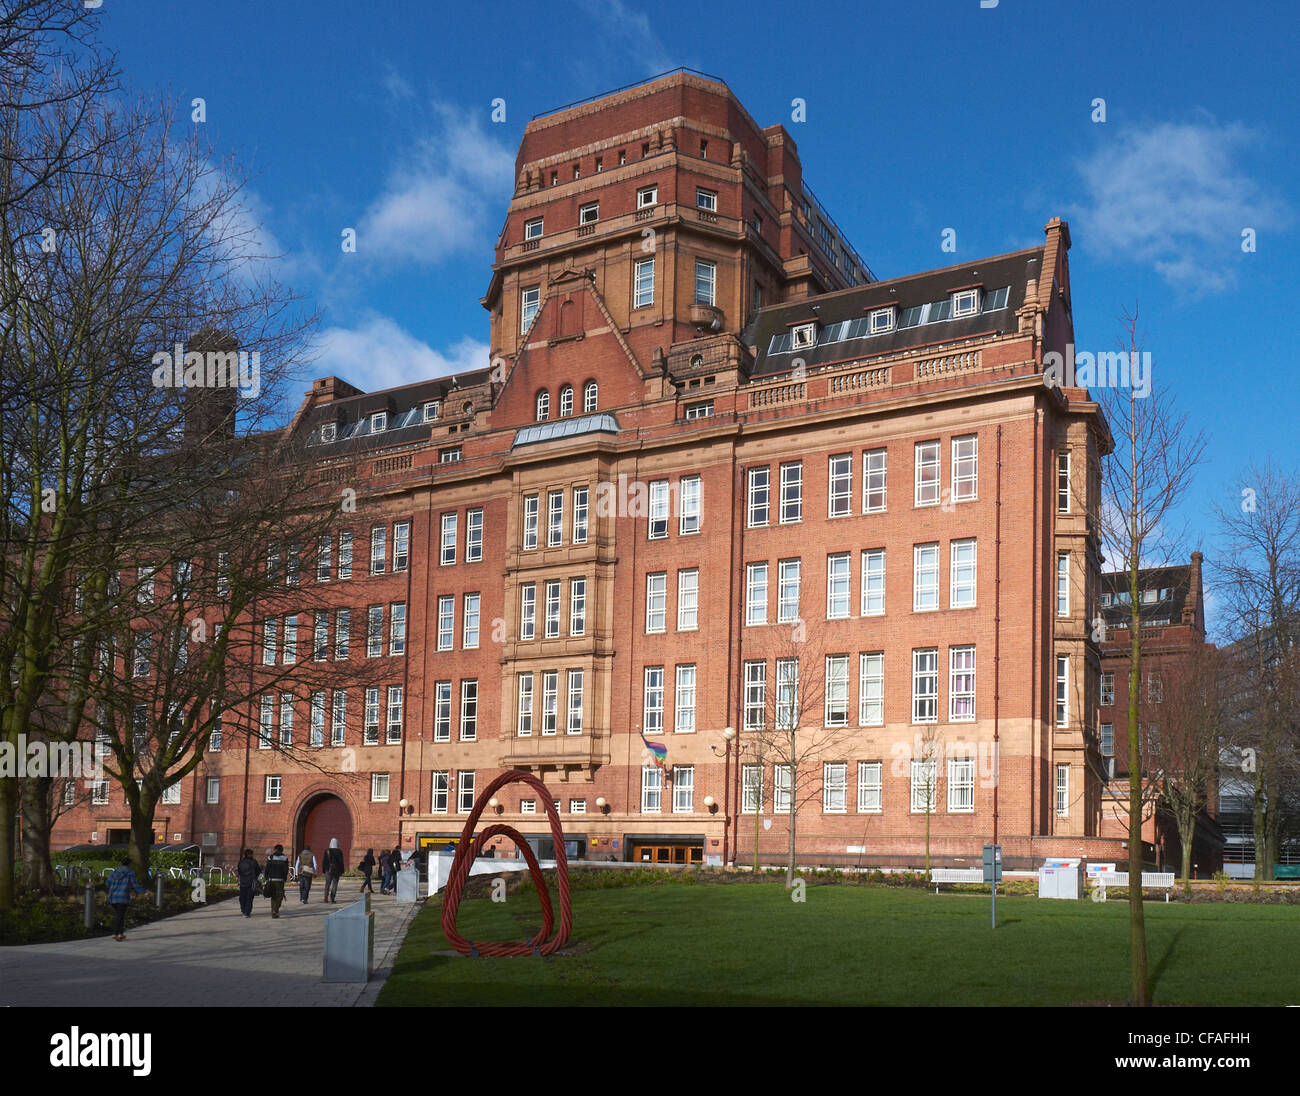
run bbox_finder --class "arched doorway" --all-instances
[297,793,353,867]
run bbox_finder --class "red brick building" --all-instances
[54,70,1134,871]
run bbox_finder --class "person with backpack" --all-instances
[322,837,345,903]
[236,849,261,917]
[295,846,317,903]
[263,844,291,918]
[358,848,375,894]
[105,858,148,941]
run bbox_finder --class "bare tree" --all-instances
[1098,307,1206,1005]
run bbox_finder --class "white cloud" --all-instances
[312,314,488,393]
[356,104,514,267]
[571,0,678,81]
[1069,117,1291,295]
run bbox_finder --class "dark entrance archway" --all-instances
[296,793,353,867]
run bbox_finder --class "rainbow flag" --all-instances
[639,728,668,769]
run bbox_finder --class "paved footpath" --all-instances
[0,886,422,1007]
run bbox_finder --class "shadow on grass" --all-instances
[1148,927,1185,1002]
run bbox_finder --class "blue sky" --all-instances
[100,0,1297,625]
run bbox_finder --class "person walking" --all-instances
[390,846,404,893]
[296,846,317,903]
[378,849,392,894]
[105,858,148,941]
[359,848,375,894]
[322,838,344,903]
[264,844,290,918]
[236,849,261,917]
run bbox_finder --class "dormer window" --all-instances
[423,401,440,423]
[637,186,657,209]
[868,306,896,334]
[320,423,336,443]
[791,322,817,350]
[524,217,543,241]
[535,390,550,422]
[579,201,599,225]
[370,412,387,434]
[951,288,981,318]
[559,385,574,417]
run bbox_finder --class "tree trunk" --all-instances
[0,778,16,907]
[1177,807,1195,883]
[752,797,761,872]
[1128,565,1148,1006]
[129,802,157,887]
[20,776,56,890]
[1253,761,1269,881]
[785,760,797,889]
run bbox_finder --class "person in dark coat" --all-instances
[236,849,261,917]
[322,838,345,903]
[378,849,392,894]
[264,844,290,917]
[359,848,375,893]
[390,846,404,892]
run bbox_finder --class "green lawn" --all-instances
[377,878,1300,1006]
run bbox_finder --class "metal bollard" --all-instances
[84,883,95,931]
[155,873,164,909]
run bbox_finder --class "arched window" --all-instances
[583,380,598,414]
[559,385,574,417]
[535,390,550,422]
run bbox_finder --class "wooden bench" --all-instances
[929,868,986,892]
[1091,871,1177,901]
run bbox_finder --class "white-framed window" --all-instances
[744,661,766,730]
[541,671,559,736]
[331,690,347,746]
[674,664,697,733]
[434,681,452,742]
[1100,722,1114,758]
[265,775,281,803]
[544,579,561,638]
[389,602,406,656]
[861,549,885,616]
[863,448,887,513]
[746,562,768,626]
[370,772,390,803]
[747,467,770,527]
[643,666,665,736]
[258,694,274,749]
[673,765,695,813]
[316,535,332,581]
[645,572,667,633]
[519,583,536,640]
[637,185,658,209]
[1100,672,1115,707]
[547,490,564,547]
[459,680,478,741]
[559,384,573,418]
[524,216,543,240]
[913,543,940,611]
[535,390,550,422]
[950,539,977,608]
[466,508,484,562]
[1057,451,1071,513]
[393,521,410,572]
[517,674,534,736]
[777,559,801,623]
[826,553,851,619]
[952,435,978,501]
[868,306,895,334]
[569,578,586,637]
[430,771,449,814]
[828,454,852,517]
[569,798,587,814]
[522,493,539,550]
[439,513,456,566]
[791,322,816,350]
[912,648,938,723]
[776,658,798,730]
[338,530,353,580]
[206,777,220,805]
[261,620,276,666]
[1056,655,1070,727]
[92,779,110,805]
[1148,671,1163,704]
[583,380,598,413]
[161,780,181,806]
[572,487,588,544]
[1056,764,1069,818]
[859,652,884,726]
[437,595,454,651]
[779,462,802,523]
[363,687,380,745]
[1057,552,1070,617]
[567,669,584,735]
[774,764,793,814]
[334,608,350,659]
[458,771,476,814]
[423,400,441,422]
[915,441,941,506]
[520,799,537,814]
[370,525,386,574]
[641,766,662,813]
[951,287,980,317]
[676,569,699,630]
[857,761,882,813]
[463,593,480,649]
[741,764,763,813]
[366,605,383,658]
[521,285,540,334]
[679,475,701,534]
[579,200,599,225]
[386,685,403,744]
[694,259,716,305]
[648,480,669,539]
[825,655,849,726]
[823,762,847,813]
[910,759,936,813]
[947,758,975,812]
[279,692,294,746]
[949,646,976,722]
[320,422,337,444]
[633,257,655,308]
[310,691,326,746]
[696,187,717,212]
[314,611,329,662]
